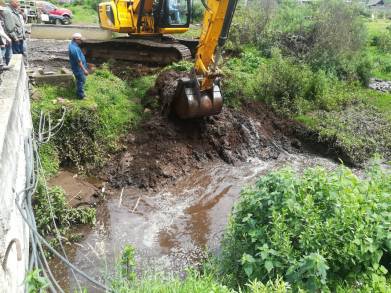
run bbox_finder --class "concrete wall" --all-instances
[0,55,31,293]
[31,24,113,40]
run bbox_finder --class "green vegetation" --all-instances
[66,4,98,25]
[32,68,150,251]
[49,0,99,24]
[34,184,96,245]
[218,164,391,291]
[105,164,390,292]
[26,269,49,293]
[33,67,146,172]
[222,0,391,165]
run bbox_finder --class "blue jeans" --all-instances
[12,40,24,54]
[5,44,12,65]
[1,47,5,65]
[74,71,86,99]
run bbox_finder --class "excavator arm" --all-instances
[174,0,239,119]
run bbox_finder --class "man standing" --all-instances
[0,6,11,68]
[68,33,89,99]
[0,1,12,64]
[3,0,24,55]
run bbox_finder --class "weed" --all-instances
[34,183,95,241]
[38,143,59,177]
[25,269,49,293]
[218,165,391,291]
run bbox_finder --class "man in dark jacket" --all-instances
[3,0,24,54]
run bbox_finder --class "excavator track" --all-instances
[81,37,194,65]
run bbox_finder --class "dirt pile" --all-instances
[105,98,303,189]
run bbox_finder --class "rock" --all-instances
[368,78,391,92]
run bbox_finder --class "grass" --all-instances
[63,4,99,25]
[179,24,202,39]
[32,67,149,172]
[366,18,391,39]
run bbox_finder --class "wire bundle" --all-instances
[15,109,108,292]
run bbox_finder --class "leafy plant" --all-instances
[34,184,96,239]
[25,269,49,293]
[120,244,137,282]
[218,165,391,291]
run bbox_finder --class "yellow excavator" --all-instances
[85,0,238,118]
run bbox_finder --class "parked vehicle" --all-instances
[36,1,73,25]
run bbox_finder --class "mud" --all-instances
[105,96,304,189]
[27,39,70,71]
[48,170,102,208]
[27,38,160,79]
[155,70,190,113]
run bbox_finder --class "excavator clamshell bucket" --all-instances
[174,78,223,119]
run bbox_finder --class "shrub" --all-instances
[218,165,391,291]
[373,33,391,53]
[255,49,315,115]
[227,0,278,53]
[222,48,264,106]
[228,0,371,85]
[34,184,96,238]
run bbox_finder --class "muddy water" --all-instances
[52,152,338,292]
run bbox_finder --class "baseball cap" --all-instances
[72,32,83,40]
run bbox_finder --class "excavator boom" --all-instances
[174,0,238,118]
[91,0,238,119]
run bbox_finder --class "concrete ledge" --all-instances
[31,24,113,41]
[0,55,31,293]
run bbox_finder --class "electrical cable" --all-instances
[15,110,110,292]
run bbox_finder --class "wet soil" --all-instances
[48,170,102,208]
[27,38,160,78]
[105,98,305,190]
[27,39,70,72]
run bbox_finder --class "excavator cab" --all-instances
[98,0,191,35]
[156,0,191,28]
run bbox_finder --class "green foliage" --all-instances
[218,165,391,291]
[223,48,264,107]
[38,143,59,177]
[255,49,314,115]
[228,0,371,84]
[32,67,143,171]
[246,277,292,293]
[111,269,234,293]
[308,103,391,165]
[165,60,194,72]
[34,184,96,238]
[191,0,204,23]
[120,244,137,282]
[25,269,49,293]
[62,3,98,24]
